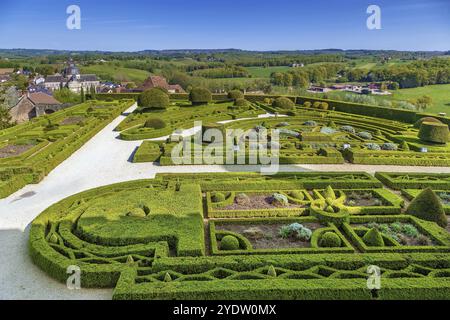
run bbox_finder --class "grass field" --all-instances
[245,66,292,78]
[390,84,450,115]
[80,64,151,84]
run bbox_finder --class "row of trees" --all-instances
[270,63,345,87]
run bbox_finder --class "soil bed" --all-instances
[344,191,384,206]
[60,116,85,125]
[0,144,34,158]
[222,194,305,211]
[217,222,322,249]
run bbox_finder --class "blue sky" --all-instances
[0,0,449,51]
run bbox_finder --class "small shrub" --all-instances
[303,101,312,108]
[272,97,295,109]
[400,141,410,151]
[267,265,277,277]
[235,193,250,205]
[402,224,419,238]
[327,121,337,128]
[164,272,172,282]
[362,227,385,247]
[319,232,342,248]
[271,193,289,206]
[406,188,447,228]
[320,127,337,135]
[416,235,431,246]
[324,185,336,200]
[211,192,225,203]
[365,143,381,151]
[340,125,355,134]
[303,120,317,126]
[228,89,244,100]
[144,118,166,129]
[419,122,449,144]
[319,102,329,110]
[220,235,240,250]
[381,143,398,151]
[234,98,249,107]
[357,131,373,140]
[296,227,312,241]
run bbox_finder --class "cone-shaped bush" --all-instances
[267,265,277,277]
[400,141,410,151]
[362,228,385,247]
[406,188,447,228]
[126,255,134,264]
[164,272,172,282]
[49,233,59,244]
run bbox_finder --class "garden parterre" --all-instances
[29,172,450,300]
[0,99,134,199]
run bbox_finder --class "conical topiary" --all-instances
[126,255,134,264]
[400,141,410,151]
[49,233,59,244]
[406,188,447,228]
[267,265,277,277]
[164,272,172,282]
[362,227,385,247]
[324,185,336,200]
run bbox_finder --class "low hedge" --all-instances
[375,172,450,190]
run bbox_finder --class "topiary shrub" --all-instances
[303,120,317,126]
[400,141,410,151]
[303,101,312,108]
[228,89,244,100]
[419,122,449,144]
[189,87,212,105]
[138,88,170,110]
[414,117,442,129]
[381,143,398,151]
[365,143,381,151]
[220,235,240,250]
[357,131,373,140]
[362,227,385,247]
[271,193,289,206]
[234,98,250,107]
[164,272,172,282]
[235,193,250,205]
[340,125,355,134]
[267,265,277,277]
[324,185,336,200]
[327,120,337,128]
[320,127,337,135]
[319,232,342,248]
[211,192,225,203]
[406,188,447,228]
[272,97,295,109]
[289,190,304,200]
[319,102,329,110]
[144,118,166,129]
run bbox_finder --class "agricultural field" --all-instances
[80,63,151,84]
[245,66,292,78]
[29,171,450,300]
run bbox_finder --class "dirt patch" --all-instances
[60,116,85,125]
[217,222,322,249]
[0,144,34,159]
[345,191,383,206]
[221,194,305,211]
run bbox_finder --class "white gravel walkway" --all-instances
[1,103,449,300]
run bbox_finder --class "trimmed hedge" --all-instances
[419,122,449,144]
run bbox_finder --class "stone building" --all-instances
[9,92,63,123]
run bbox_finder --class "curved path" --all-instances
[1,104,450,299]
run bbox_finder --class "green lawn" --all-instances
[245,66,292,78]
[80,64,151,84]
[390,84,450,115]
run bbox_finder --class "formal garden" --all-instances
[29,171,450,300]
[0,99,134,198]
[104,89,450,167]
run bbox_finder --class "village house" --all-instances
[9,92,63,123]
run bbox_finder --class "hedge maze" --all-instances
[0,99,134,199]
[29,172,450,300]
[120,94,450,167]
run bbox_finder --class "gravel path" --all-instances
[1,104,450,300]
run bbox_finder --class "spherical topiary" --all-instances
[234,98,250,107]
[272,97,295,109]
[144,118,166,129]
[211,192,226,203]
[319,232,342,248]
[220,235,240,250]
[414,117,442,129]
[138,88,170,110]
[362,227,385,247]
[303,101,312,108]
[419,122,449,144]
[319,102,329,110]
[228,89,244,100]
[406,188,447,228]
[189,87,212,105]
